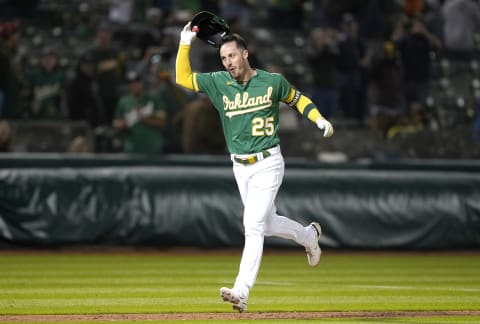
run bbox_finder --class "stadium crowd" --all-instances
[0,0,479,158]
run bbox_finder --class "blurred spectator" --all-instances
[0,20,21,119]
[112,71,167,154]
[307,1,331,28]
[403,0,425,17]
[394,16,441,110]
[306,27,340,119]
[220,0,253,30]
[442,0,480,61]
[266,0,304,29]
[26,46,66,120]
[368,40,405,136]
[316,0,368,28]
[66,53,104,128]
[151,69,189,154]
[386,101,433,138]
[135,7,166,59]
[0,120,12,152]
[11,54,29,118]
[72,2,98,40]
[67,135,92,153]
[86,24,125,125]
[174,0,220,14]
[108,0,134,25]
[134,44,188,153]
[337,13,369,123]
[181,94,226,154]
[312,0,393,41]
[357,0,396,41]
[153,0,174,18]
[131,0,155,24]
[423,0,445,41]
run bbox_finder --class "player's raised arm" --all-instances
[175,22,198,91]
[284,87,334,137]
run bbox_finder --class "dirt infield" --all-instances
[2,310,480,322]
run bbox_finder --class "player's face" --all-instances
[220,41,248,80]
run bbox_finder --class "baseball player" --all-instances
[175,21,334,313]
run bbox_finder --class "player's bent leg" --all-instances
[264,213,311,244]
[265,214,322,266]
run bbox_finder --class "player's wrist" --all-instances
[179,39,193,46]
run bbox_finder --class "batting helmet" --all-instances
[191,11,230,49]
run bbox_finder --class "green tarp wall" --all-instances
[1,155,479,249]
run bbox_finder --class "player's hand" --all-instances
[316,118,334,137]
[180,22,197,45]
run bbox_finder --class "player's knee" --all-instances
[243,221,265,237]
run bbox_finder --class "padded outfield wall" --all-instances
[0,154,479,249]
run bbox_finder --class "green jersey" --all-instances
[115,92,166,154]
[27,67,66,120]
[195,69,291,155]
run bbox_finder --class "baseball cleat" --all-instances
[306,222,322,267]
[220,287,247,313]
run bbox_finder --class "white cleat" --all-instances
[306,222,322,267]
[220,287,247,313]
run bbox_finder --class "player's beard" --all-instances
[228,68,238,80]
[229,64,245,82]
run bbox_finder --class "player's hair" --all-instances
[220,33,248,51]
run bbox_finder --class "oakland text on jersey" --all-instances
[223,86,273,118]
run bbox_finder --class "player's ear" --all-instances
[242,49,249,60]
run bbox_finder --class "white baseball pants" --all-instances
[231,145,314,297]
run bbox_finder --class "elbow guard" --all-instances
[285,88,322,122]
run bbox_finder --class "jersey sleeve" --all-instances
[175,44,196,91]
[275,73,291,100]
[195,72,222,96]
[279,74,324,122]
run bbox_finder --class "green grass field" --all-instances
[0,249,479,323]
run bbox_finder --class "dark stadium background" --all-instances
[1,0,479,159]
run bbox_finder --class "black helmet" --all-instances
[191,11,230,49]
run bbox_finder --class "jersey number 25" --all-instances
[252,116,274,136]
